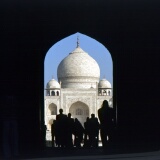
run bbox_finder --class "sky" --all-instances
[44,32,113,89]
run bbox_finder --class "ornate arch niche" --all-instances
[47,103,57,115]
[69,101,89,125]
[47,119,54,130]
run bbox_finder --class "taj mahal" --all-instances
[44,39,113,141]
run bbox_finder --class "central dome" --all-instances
[57,46,100,88]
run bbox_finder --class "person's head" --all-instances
[68,113,71,118]
[59,108,63,114]
[91,113,95,118]
[86,117,89,121]
[102,100,109,108]
[75,118,78,122]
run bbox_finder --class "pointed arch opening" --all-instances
[48,103,57,115]
[44,32,114,145]
[44,32,113,91]
[69,101,89,126]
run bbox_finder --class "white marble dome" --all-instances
[46,78,60,89]
[98,78,111,88]
[57,46,100,88]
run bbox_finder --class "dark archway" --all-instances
[1,1,160,153]
[44,32,114,120]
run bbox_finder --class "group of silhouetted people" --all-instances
[51,109,85,148]
[83,114,100,148]
[51,100,114,149]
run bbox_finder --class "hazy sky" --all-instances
[44,32,112,88]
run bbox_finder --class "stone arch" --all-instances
[56,91,59,96]
[108,90,111,96]
[69,101,89,126]
[47,119,54,130]
[51,91,55,96]
[48,103,57,115]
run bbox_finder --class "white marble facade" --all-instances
[44,43,112,140]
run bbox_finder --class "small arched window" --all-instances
[98,90,102,96]
[48,103,57,115]
[76,108,83,115]
[51,106,57,115]
[103,90,107,96]
[56,91,59,96]
[51,91,55,96]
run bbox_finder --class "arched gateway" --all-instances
[69,101,89,126]
[44,37,113,141]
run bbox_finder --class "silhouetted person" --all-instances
[88,114,100,148]
[98,100,114,148]
[66,113,74,148]
[56,109,68,147]
[73,118,84,148]
[51,120,58,147]
[2,95,19,159]
[83,117,90,147]
[53,116,61,147]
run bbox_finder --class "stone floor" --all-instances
[24,151,160,160]
[1,146,159,160]
[1,142,160,160]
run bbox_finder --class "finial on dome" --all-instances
[76,36,80,48]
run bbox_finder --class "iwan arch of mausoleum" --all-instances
[44,34,113,140]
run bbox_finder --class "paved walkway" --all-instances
[24,151,160,160]
[1,143,160,159]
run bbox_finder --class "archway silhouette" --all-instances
[2,1,159,152]
[44,32,115,145]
